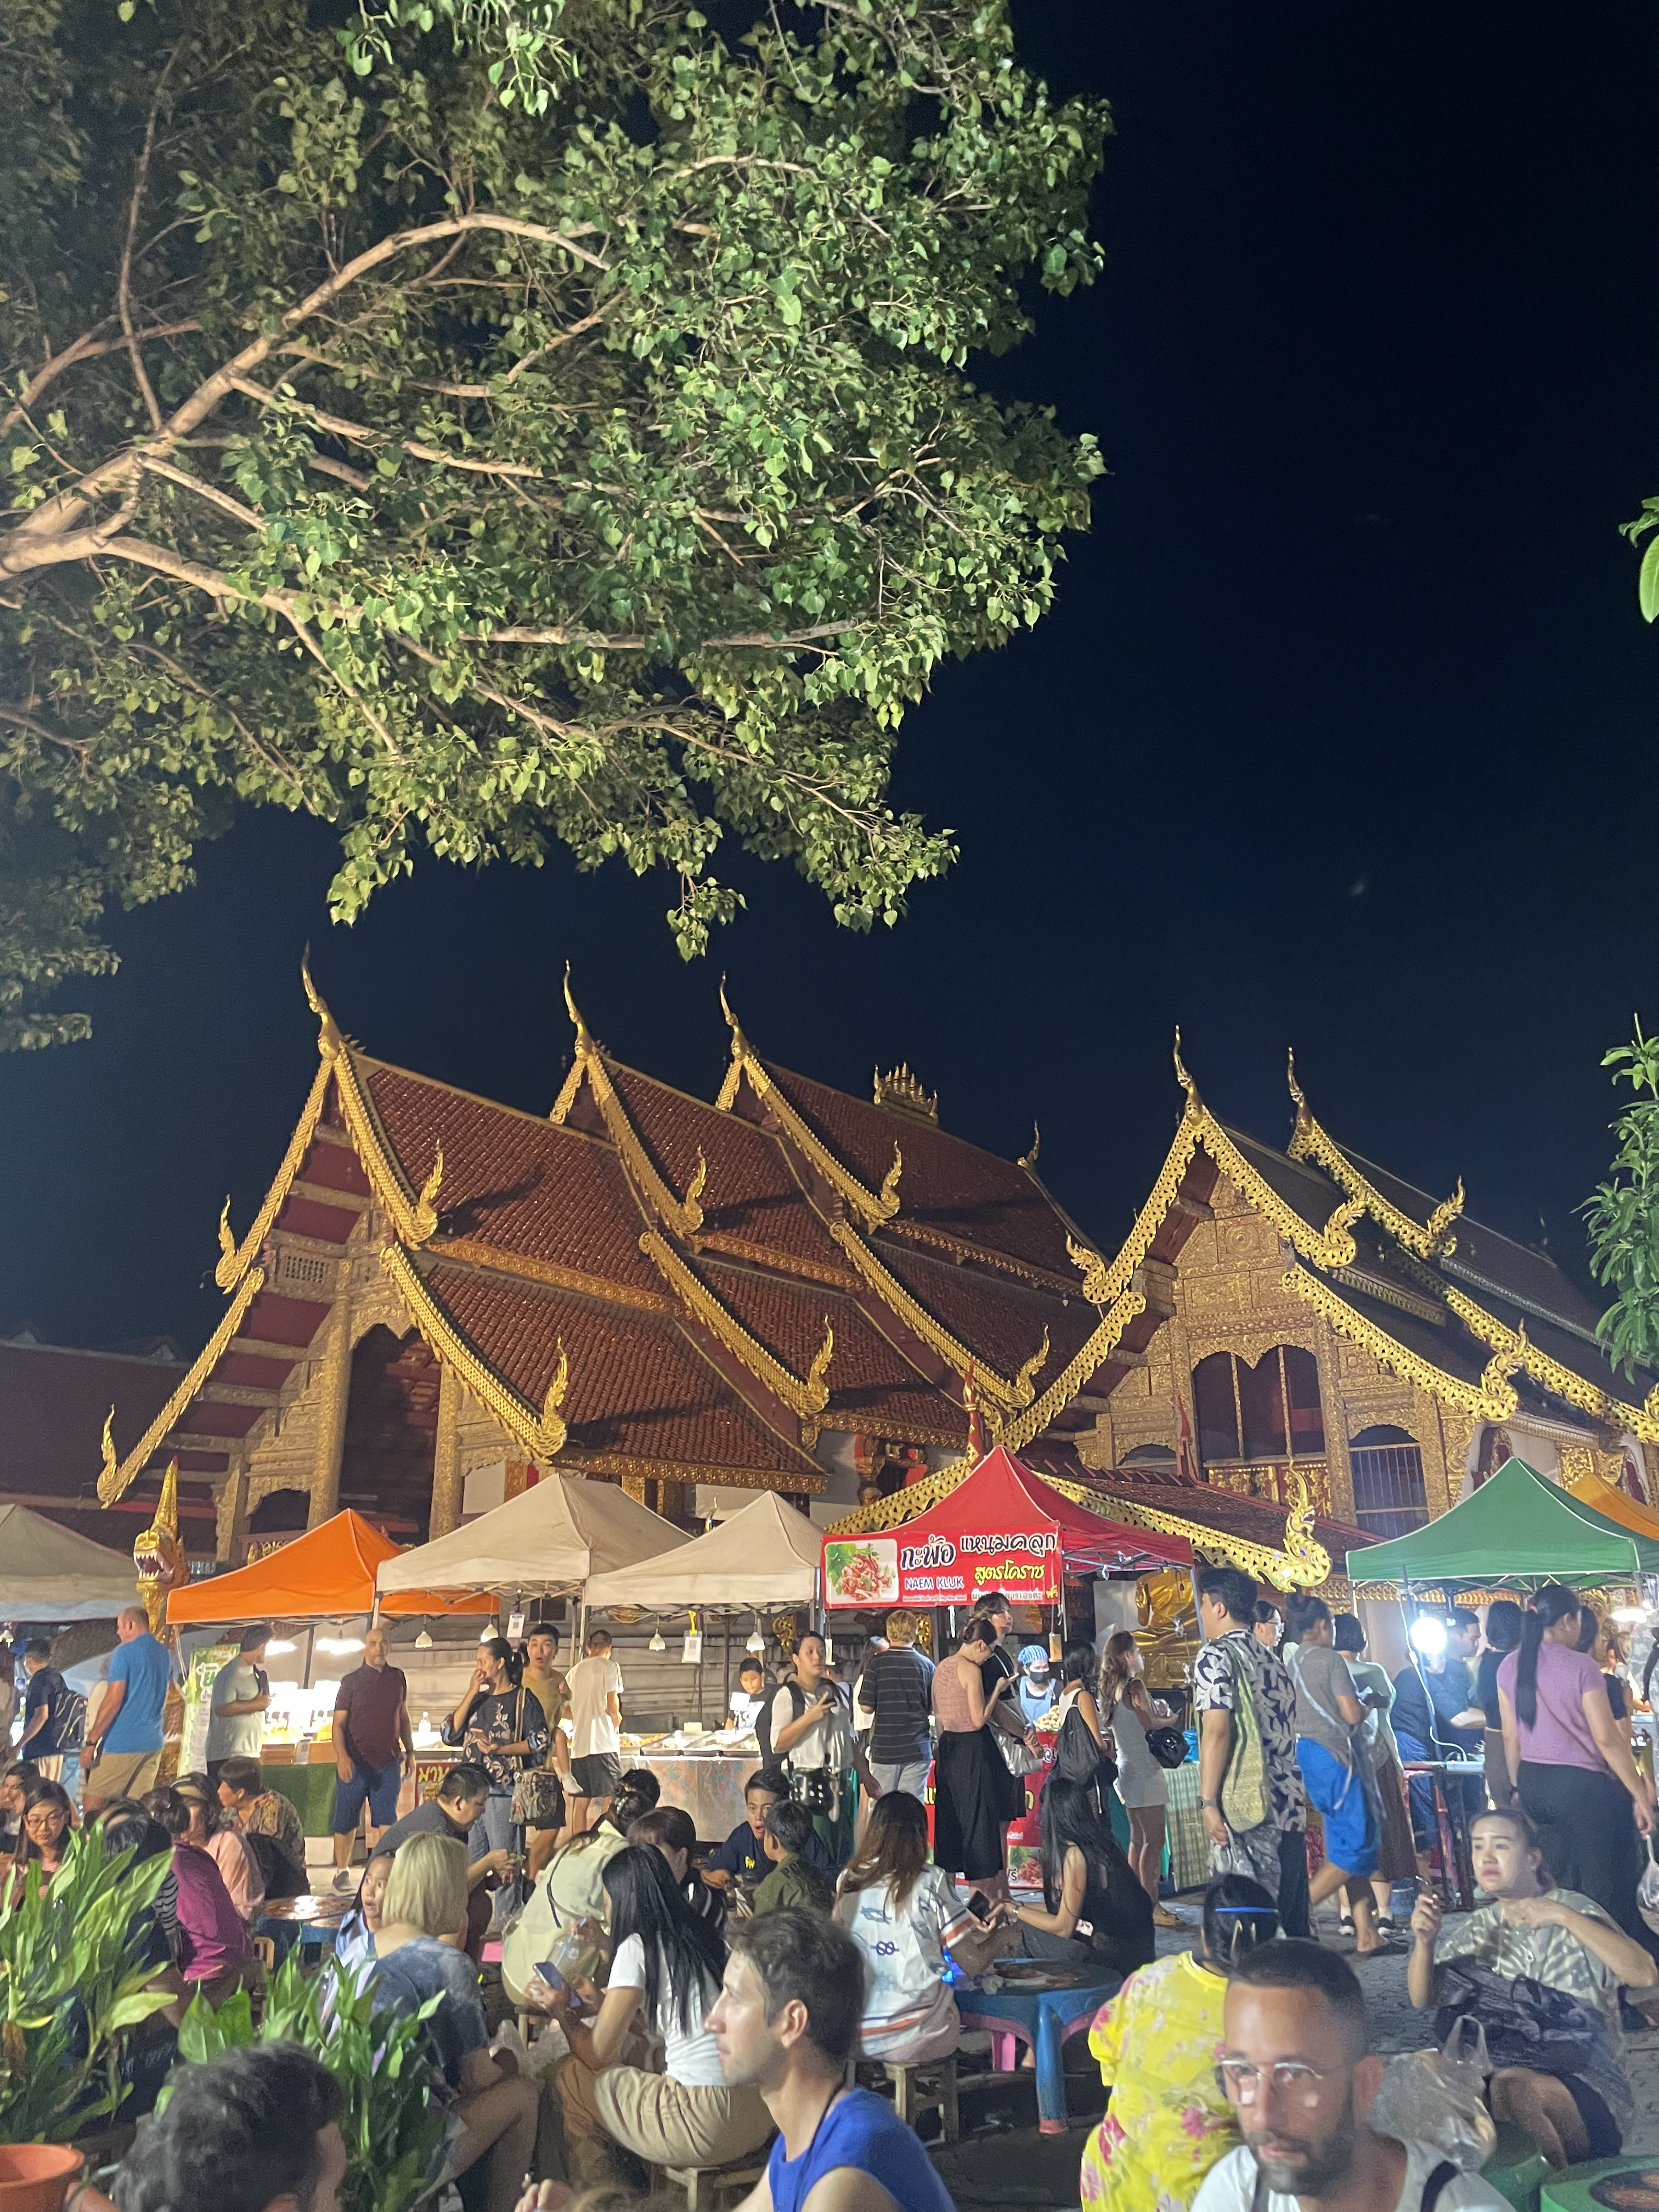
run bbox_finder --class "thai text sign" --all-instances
[822,1525,1060,1609]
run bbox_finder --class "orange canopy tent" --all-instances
[166,1509,496,1624]
[1565,1468,1659,1545]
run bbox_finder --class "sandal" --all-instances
[1152,1904,1184,1928]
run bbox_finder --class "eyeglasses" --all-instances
[1214,2059,1337,2107]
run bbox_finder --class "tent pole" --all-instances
[302,1624,315,1691]
[723,1613,732,1718]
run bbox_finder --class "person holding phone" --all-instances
[770,1633,879,1866]
[442,1637,547,1867]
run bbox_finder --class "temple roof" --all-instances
[1,1336,218,1534]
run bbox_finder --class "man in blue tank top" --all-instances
[511,1910,954,2212]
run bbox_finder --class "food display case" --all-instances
[628,1725,762,1840]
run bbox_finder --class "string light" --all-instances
[648,1618,667,1652]
[746,1615,766,1654]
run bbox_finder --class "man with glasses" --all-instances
[1193,1942,1505,2210]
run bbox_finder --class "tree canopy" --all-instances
[0,0,1107,1046]
[1584,1020,1659,1381]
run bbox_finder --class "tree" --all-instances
[0,0,1107,1046]
[1582,1020,1659,1380]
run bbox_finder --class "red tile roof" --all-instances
[871,1238,1100,1384]
[419,1260,819,1483]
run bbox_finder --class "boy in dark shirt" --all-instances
[705,1766,832,1886]
[753,1799,836,1915]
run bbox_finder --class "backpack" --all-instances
[243,1829,306,1901]
[51,1681,87,1751]
[755,1680,806,1767]
[1220,1650,1270,1832]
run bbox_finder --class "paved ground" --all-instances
[936,1899,1659,2209]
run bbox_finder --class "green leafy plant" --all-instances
[0,1829,174,2145]
[172,1955,449,2212]
[0,0,1108,1045]
[1582,1019,1659,1379]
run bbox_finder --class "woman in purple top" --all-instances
[143,1785,257,2002]
[1496,1583,1657,1943]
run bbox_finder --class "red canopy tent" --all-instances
[821,1444,1192,1610]
[167,1509,497,1623]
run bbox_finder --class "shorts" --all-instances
[332,1759,402,1832]
[1559,2073,1623,2159]
[83,1746,161,1802]
[569,1752,622,1799]
[1295,1738,1379,1878]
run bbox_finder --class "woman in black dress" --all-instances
[1001,1773,1156,1982]
[932,1616,1029,1899]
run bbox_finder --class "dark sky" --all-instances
[7,0,1659,1355]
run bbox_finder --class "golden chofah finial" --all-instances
[879,1143,903,1217]
[99,1404,117,1488]
[1172,1024,1197,1101]
[535,1340,570,1459]
[1286,1046,1308,1114]
[1018,1122,1041,1170]
[1066,1234,1114,1306]
[300,943,345,1059]
[682,1149,708,1234]
[217,1197,236,1264]
[718,973,749,1059]
[411,1145,444,1244]
[563,963,595,1055]
[805,1317,834,1412]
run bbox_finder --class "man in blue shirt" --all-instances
[83,1605,173,1812]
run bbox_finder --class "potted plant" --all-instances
[0,1831,174,2205]
[174,1958,450,2212]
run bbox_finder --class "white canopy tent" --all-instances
[584,1490,821,1612]
[374,1472,690,1600]
[0,1503,141,1622]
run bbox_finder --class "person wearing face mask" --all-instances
[1408,1804,1657,2166]
[1195,1942,1507,2211]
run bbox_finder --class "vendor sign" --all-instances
[821,1444,1190,1609]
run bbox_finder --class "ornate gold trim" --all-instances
[214,1058,332,1289]
[100,1268,269,1505]
[887,1216,1084,1295]
[1283,1265,1522,1420]
[326,1047,452,1249]
[380,1242,551,1461]
[1012,1328,1052,1409]
[1003,1295,1144,1452]
[1071,1104,1205,1312]
[1286,1050,1463,1259]
[574,1452,826,1496]
[640,1229,830,1420]
[694,1232,859,1291]
[1443,1288,1659,1446]
[537,1343,570,1459]
[825,1216,1020,1407]
[873,1064,938,1123]
[560,982,706,1238]
[435,1235,672,1312]
[718,986,896,1227]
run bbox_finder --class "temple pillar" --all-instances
[1313,1325,1355,1525]
[308,1289,352,1528]
[216,1463,249,1564]
[430,1360,464,1538]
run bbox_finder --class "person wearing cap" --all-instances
[1017,1644,1057,1728]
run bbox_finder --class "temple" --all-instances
[93,986,1656,1598]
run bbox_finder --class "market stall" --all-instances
[0,1503,140,1622]
[375,1471,688,1604]
[1346,1457,1659,1594]
[587,1489,824,1827]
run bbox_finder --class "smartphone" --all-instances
[965,1891,992,1922]
[535,1959,568,1993]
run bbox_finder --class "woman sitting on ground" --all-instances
[335,1849,392,1980]
[367,1832,539,2212]
[142,1786,259,2005]
[1408,1804,1657,2166]
[501,1780,654,2009]
[834,1791,1008,2061]
[1001,1773,1156,1980]
[1080,1874,1279,2211]
[535,1843,772,2187]
[170,1771,264,1922]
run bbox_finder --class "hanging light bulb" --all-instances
[746,1615,766,1654]
[414,1627,433,1650]
[648,1617,667,1653]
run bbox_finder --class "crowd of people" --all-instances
[14,1567,1659,2212]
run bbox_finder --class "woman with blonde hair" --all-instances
[369,1832,539,2212]
[1097,1631,1180,1927]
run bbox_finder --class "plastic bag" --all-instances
[1639,1837,1659,1938]
[1369,2017,1496,2172]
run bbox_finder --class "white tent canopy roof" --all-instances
[585,1491,821,1611]
[0,1502,141,1621]
[375,1473,689,1597]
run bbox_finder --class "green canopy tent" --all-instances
[1347,1457,1659,1592]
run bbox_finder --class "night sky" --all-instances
[7,0,1659,1356]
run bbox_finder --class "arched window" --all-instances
[1192,1347,1325,1466]
[1349,1424,1428,1539]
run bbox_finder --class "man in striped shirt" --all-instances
[856,1610,935,1801]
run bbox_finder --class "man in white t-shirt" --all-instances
[564,1626,624,1834]
[1195,1941,1506,2212]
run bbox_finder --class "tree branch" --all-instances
[117,82,172,434]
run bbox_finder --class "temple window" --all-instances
[1192,1346,1325,1468]
[1348,1424,1429,1538]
